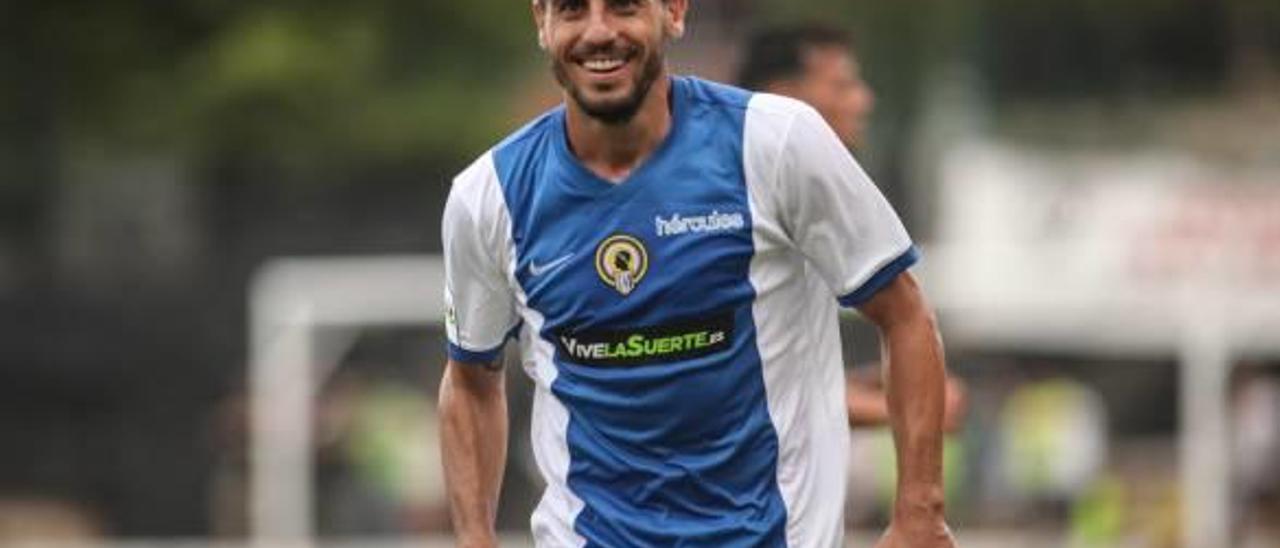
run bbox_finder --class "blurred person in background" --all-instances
[736,25,874,149]
[1232,367,1280,537]
[736,24,968,431]
[208,371,451,536]
[439,1,955,547]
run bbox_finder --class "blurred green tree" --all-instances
[1,0,541,180]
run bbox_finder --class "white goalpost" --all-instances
[247,255,448,545]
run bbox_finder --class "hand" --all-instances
[874,517,957,548]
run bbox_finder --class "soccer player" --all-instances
[439,1,956,546]
[736,25,968,432]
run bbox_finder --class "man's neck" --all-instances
[564,74,673,184]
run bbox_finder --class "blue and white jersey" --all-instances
[442,76,918,547]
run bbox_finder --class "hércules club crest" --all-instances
[595,233,648,296]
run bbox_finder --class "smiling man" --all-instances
[438,1,956,547]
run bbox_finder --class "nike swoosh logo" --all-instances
[529,253,574,277]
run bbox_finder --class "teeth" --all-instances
[583,58,625,72]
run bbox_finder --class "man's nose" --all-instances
[581,4,619,46]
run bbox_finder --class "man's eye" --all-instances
[554,0,586,14]
[609,0,642,13]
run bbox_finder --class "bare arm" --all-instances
[439,359,507,548]
[848,366,968,432]
[858,271,955,547]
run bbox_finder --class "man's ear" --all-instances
[532,0,549,49]
[664,0,689,40]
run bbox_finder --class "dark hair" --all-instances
[735,24,853,90]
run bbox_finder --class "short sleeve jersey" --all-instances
[442,77,918,548]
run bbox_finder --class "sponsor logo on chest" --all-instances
[654,209,746,238]
[553,309,735,367]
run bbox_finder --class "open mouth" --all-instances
[583,57,626,72]
[576,52,633,76]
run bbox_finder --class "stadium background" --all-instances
[1,0,1278,546]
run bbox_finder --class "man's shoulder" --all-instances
[679,75,752,111]
[679,76,812,121]
[750,92,813,115]
[745,92,817,129]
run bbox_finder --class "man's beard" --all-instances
[553,50,664,125]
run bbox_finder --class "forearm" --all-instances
[880,313,947,518]
[439,360,508,546]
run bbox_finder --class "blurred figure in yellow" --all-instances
[736,24,967,430]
